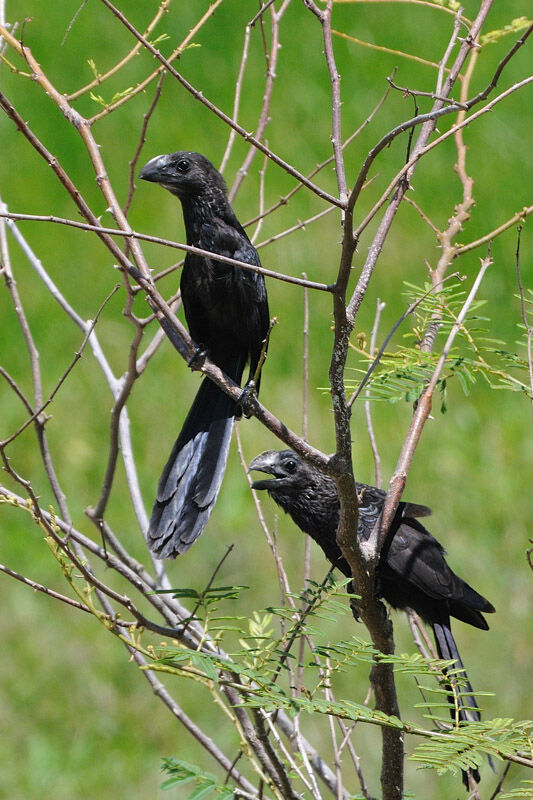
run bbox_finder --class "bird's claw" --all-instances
[187,344,208,368]
[238,380,256,418]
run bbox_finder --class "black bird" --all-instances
[139,152,269,558]
[249,450,495,739]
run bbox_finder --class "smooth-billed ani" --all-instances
[249,449,495,752]
[139,152,269,558]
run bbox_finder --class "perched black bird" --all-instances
[139,152,269,558]
[249,450,495,742]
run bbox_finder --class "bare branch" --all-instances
[219,23,252,174]
[370,254,492,560]
[515,226,533,413]
[67,0,170,101]
[364,299,386,488]
[95,0,344,208]
[0,562,93,614]
[0,211,332,292]
[229,1,290,203]
[88,0,227,123]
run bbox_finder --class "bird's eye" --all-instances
[176,159,190,173]
[284,459,296,473]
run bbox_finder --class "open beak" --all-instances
[248,451,279,490]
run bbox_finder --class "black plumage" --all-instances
[249,449,495,768]
[140,152,269,558]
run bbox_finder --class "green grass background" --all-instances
[0,1,532,797]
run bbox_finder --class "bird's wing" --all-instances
[386,520,457,601]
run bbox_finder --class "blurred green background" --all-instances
[0,1,531,797]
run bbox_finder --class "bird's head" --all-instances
[248,450,313,493]
[139,151,228,203]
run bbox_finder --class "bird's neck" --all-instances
[181,196,237,245]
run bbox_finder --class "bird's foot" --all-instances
[238,380,256,418]
[348,581,361,622]
[187,344,208,368]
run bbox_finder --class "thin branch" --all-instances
[244,75,395,229]
[303,0,348,205]
[219,23,252,174]
[352,76,533,244]
[348,274,461,406]
[348,21,532,216]
[132,649,260,797]
[435,5,463,97]
[333,29,447,75]
[420,36,478,353]
[123,72,165,218]
[229,0,290,203]
[0,211,332,292]
[515,226,533,413]
[95,0,344,209]
[67,0,170,100]
[335,0,472,23]
[0,563,93,614]
[1,286,119,447]
[455,205,533,257]
[364,299,386,488]
[0,198,71,523]
[88,0,227,123]
[387,77,466,108]
[369,253,492,560]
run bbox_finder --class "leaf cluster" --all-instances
[348,282,533,410]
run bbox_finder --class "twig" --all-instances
[335,0,471,24]
[0,211,332,292]
[235,426,295,604]
[0,563,92,614]
[220,23,252,174]
[352,76,533,244]
[364,299,386,488]
[370,253,492,561]
[263,712,323,800]
[177,545,235,641]
[123,72,165,218]
[88,0,226,123]
[348,274,461,407]
[251,153,269,245]
[137,648,262,796]
[303,0,348,206]
[67,0,170,100]
[249,0,277,27]
[420,36,477,353]
[94,0,342,208]
[255,205,336,250]
[229,0,290,203]
[348,21,532,217]
[1,286,119,447]
[435,5,464,97]
[488,763,511,800]
[0,366,33,415]
[244,75,395,230]
[333,29,446,74]
[0,197,71,524]
[515,226,533,413]
[454,205,533,256]
[387,76,467,108]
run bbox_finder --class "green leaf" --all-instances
[89,92,108,108]
[480,17,532,46]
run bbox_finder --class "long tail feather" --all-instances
[148,378,238,558]
[433,620,482,786]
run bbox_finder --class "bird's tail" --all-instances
[432,619,483,785]
[433,620,480,723]
[148,373,241,558]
